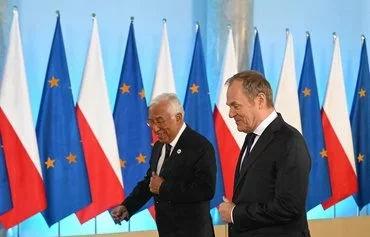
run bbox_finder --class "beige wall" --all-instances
[72,216,370,237]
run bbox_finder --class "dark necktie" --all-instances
[240,133,256,170]
[164,144,172,161]
[245,133,257,157]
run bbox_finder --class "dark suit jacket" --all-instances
[229,114,311,237]
[123,125,216,237]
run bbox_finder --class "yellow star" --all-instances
[358,153,365,163]
[120,83,130,94]
[189,83,199,94]
[120,159,126,168]
[48,76,60,88]
[358,88,366,97]
[320,148,328,158]
[45,157,56,169]
[302,87,311,96]
[136,153,147,164]
[138,89,145,99]
[66,153,77,164]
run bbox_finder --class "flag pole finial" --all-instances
[195,21,199,32]
[285,28,290,38]
[333,32,337,42]
[361,35,366,44]
[130,16,134,22]
[56,10,60,17]
[306,31,310,38]
[227,24,232,30]
[13,6,17,14]
[92,13,96,19]
[162,18,167,23]
[254,27,258,35]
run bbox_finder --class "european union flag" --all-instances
[298,34,331,211]
[113,20,152,210]
[250,29,265,76]
[36,16,91,226]
[184,26,224,209]
[0,136,12,216]
[351,37,370,210]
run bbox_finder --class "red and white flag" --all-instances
[151,19,176,100]
[0,9,46,229]
[76,16,123,223]
[321,36,357,209]
[148,19,177,219]
[214,28,244,200]
[274,31,302,132]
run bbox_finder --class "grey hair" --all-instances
[149,93,184,116]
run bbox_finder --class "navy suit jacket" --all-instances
[123,125,216,237]
[229,114,311,237]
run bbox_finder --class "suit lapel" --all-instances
[158,126,191,176]
[234,115,284,192]
[233,135,248,190]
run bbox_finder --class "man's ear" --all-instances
[256,93,266,108]
[176,112,183,123]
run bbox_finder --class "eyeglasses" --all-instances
[146,116,173,128]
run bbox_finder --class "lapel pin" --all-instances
[177,149,181,154]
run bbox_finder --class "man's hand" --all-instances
[111,205,129,225]
[149,172,165,194]
[219,196,236,223]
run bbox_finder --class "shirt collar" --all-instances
[253,110,277,136]
[169,122,186,148]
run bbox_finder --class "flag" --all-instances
[183,25,224,208]
[351,37,370,210]
[148,20,177,218]
[250,29,265,75]
[36,15,91,226]
[214,28,244,200]
[76,16,123,223]
[0,9,46,229]
[321,35,357,209]
[0,136,12,215]
[298,34,331,211]
[151,19,176,100]
[275,31,302,132]
[113,21,152,211]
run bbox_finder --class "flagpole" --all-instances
[333,32,337,43]
[306,31,310,39]
[361,34,365,45]
[285,28,289,38]
[254,27,257,36]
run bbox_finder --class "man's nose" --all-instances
[229,109,235,118]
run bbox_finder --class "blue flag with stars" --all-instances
[184,26,224,210]
[36,16,91,226]
[298,35,331,211]
[250,30,265,76]
[0,136,12,216]
[351,38,370,210]
[113,21,152,210]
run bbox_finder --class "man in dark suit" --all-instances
[111,93,216,237]
[219,70,311,237]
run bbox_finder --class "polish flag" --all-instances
[151,19,176,100]
[321,35,357,209]
[214,28,244,199]
[148,19,177,219]
[0,9,46,229]
[75,16,124,223]
[274,31,302,132]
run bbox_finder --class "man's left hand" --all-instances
[149,172,165,194]
[219,196,236,223]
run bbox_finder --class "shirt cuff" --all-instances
[231,205,236,223]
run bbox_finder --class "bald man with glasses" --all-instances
[111,93,216,237]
